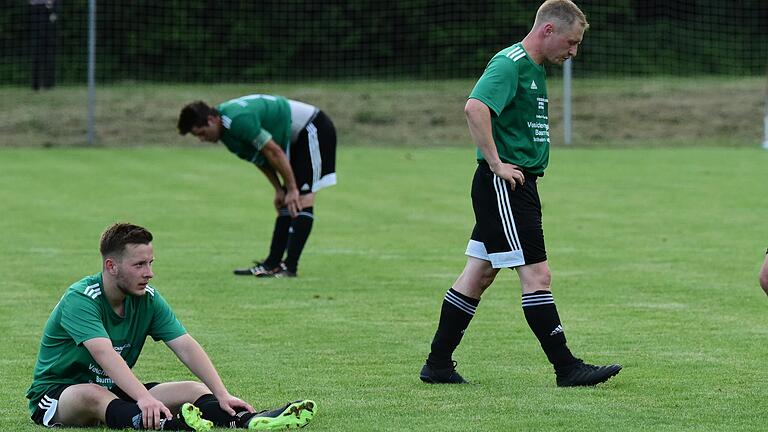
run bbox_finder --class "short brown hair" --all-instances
[177,101,219,135]
[100,223,153,258]
[534,0,589,31]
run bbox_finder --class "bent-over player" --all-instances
[178,95,337,278]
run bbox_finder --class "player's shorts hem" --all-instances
[30,384,69,427]
[466,239,525,268]
[311,173,336,192]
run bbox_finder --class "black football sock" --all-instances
[105,399,144,429]
[283,207,314,273]
[426,288,479,369]
[104,399,191,430]
[193,394,253,428]
[522,290,581,373]
[263,208,291,269]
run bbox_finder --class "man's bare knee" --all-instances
[478,268,499,290]
[53,384,116,426]
[517,262,552,293]
[187,381,210,396]
[149,381,210,412]
[454,258,500,298]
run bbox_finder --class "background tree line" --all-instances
[1,0,766,84]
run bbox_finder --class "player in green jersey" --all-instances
[420,0,622,387]
[178,95,337,278]
[27,223,316,430]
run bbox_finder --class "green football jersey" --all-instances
[26,273,186,415]
[469,43,550,175]
[217,94,292,167]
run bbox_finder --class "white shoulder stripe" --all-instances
[83,284,102,299]
[505,46,526,62]
[222,115,232,129]
[146,286,155,297]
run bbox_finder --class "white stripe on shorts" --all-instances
[493,175,521,251]
[306,123,321,188]
[39,395,59,427]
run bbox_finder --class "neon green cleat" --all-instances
[179,402,213,431]
[247,400,317,430]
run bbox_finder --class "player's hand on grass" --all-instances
[490,162,525,190]
[284,188,300,218]
[216,393,255,415]
[136,395,172,430]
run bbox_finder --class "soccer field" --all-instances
[1,146,767,431]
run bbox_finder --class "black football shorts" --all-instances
[465,161,547,268]
[290,110,337,195]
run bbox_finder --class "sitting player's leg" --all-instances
[149,382,253,429]
[46,383,116,427]
[46,383,208,430]
[167,389,317,430]
[55,381,215,430]
[148,381,210,413]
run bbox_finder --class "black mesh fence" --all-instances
[1,0,767,87]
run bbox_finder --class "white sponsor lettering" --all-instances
[113,343,131,354]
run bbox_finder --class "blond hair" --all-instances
[533,0,589,32]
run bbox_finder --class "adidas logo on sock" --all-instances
[549,324,563,336]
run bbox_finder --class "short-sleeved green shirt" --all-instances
[217,94,292,167]
[26,273,186,415]
[469,43,550,175]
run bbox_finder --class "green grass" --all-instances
[2,146,768,431]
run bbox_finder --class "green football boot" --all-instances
[179,402,213,431]
[247,400,316,430]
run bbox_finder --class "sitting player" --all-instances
[26,222,316,430]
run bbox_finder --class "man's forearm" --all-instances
[271,157,297,192]
[262,142,298,192]
[85,338,151,401]
[169,335,229,397]
[465,100,502,168]
[258,165,283,191]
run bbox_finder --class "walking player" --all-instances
[27,223,316,429]
[178,95,337,278]
[420,0,622,387]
